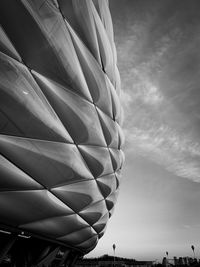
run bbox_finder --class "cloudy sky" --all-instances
[88,0,200,261]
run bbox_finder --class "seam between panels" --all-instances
[50,177,95,189]
[0,134,73,146]
[0,150,100,236]
[0,49,21,65]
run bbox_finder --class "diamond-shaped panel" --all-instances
[0,155,42,191]
[52,180,103,212]
[78,145,113,177]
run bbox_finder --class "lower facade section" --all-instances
[0,229,82,267]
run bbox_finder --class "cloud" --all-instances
[125,122,200,182]
[114,1,200,183]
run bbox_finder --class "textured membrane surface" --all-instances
[0,0,124,254]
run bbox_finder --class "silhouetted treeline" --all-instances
[76,254,153,265]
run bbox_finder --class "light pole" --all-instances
[191,245,196,259]
[166,251,169,267]
[113,244,116,267]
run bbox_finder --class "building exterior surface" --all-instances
[0,0,124,266]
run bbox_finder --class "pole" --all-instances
[191,245,195,259]
[113,244,116,267]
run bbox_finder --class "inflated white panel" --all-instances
[52,179,104,212]
[0,155,42,191]
[78,145,113,177]
[0,190,73,226]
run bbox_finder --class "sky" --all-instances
[87,0,200,261]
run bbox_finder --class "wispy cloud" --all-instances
[125,124,200,182]
[115,1,200,183]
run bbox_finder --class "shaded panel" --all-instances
[0,155,42,191]
[20,214,88,239]
[78,145,113,177]
[113,64,121,96]
[105,190,119,213]
[96,107,119,148]
[79,200,108,226]
[57,227,96,246]
[93,212,109,235]
[0,190,73,226]
[115,170,122,187]
[116,123,125,149]
[105,75,121,122]
[0,135,93,188]
[76,235,98,251]
[109,148,125,172]
[52,180,103,212]
[96,173,117,198]
[93,0,116,59]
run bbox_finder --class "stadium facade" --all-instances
[0,0,124,266]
